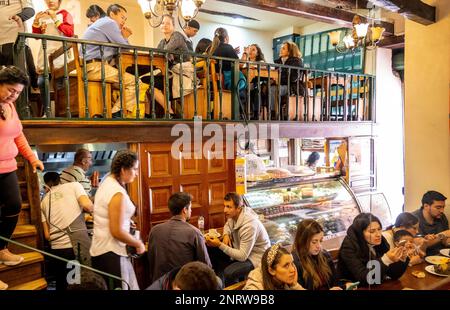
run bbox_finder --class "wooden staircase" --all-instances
[0,157,47,290]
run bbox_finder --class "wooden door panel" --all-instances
[149,186,172,214]
[208,181,227,206]
[180,183,202,209]
[208,212,225,229]
[148,152,172,178]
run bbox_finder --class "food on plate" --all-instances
[301,187,314,198]
[411,271,425,278]
[433,261,450,276]
[205,228,221,238]
[425,256,449,265]
[266,168,292,179]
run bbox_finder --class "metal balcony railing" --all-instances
[14,33,375,122]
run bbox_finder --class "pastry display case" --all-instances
[243,177,362,250]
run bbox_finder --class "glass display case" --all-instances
[243,177,362,250]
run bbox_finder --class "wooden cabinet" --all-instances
[136,142,235,240]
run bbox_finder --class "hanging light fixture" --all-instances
[328,1,385,53]
[138,0,206,28]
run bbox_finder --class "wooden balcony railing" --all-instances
[14,33,375,123]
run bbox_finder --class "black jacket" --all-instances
[274,56,305,96]
[337,225,409,286]
[293,250,338,290]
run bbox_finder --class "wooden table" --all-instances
[119,51,167,111]
[241,67,279,84]
[360,262,450,290]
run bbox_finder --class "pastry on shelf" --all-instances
[266,168,292,179]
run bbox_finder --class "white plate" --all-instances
[204,231,221,239]
[424,265,448,277]
[440,249,450,257]
[425,255,449,265]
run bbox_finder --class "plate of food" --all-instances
[424,255,449,265]
[204,229,221,239]
[440,249,450,257]
[424,264,449,277]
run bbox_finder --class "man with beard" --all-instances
[147,192,211,284]
[412,191,449,255]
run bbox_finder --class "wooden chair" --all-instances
[49,41,112,118]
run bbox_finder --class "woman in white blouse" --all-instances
[90,150,144,290]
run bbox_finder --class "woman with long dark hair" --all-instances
[0,66,44,290]
[337,213,409,286]
[293,219,341,290]
[90,150,144,290]
[244,243,304,290]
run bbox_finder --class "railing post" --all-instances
[117,47,124,118]
[164,52,170,119]
[81,43,90,118]
[231,60,240,120]
[42,39,51,118]
[206,56,211,120]
[62,41,71,118]
[133,49,140,119]
[192,55,198,118]
[100,46,107,118]
[179,53,184,119]
[218,60,223,120]
[13,35,30,118]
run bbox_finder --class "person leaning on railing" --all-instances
[0,66,44,290]
[82,4,143,118]
[32,0,74,117]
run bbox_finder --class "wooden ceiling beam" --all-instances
[370,0,435,25]
[378,34,405,49]
[217,0,394,34]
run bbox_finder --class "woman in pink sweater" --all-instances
[0,66,44,290]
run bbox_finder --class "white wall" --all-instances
[153,18,276,62]
[374,48,405,220]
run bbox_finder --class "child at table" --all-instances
[393,230,425,266]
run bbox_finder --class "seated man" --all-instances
[147,261,220,290]
[81,4,143,117]
[206,192,270,286]
[147,192,211,284]
[412,191,449,255]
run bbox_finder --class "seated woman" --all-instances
[293,219,342,290]
[151,14,191,117]
[270,41,305,119]
[195,38,212,55]
[241,44,269,120]
[244,243,304,290]
[337,213,409,286]
[393,230,425,266]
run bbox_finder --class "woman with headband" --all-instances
[244,243,304,290]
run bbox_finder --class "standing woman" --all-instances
[0,66,44,290]
[293,219,342,290]
[337,213,409,286]
[244,243,304,290]
[90,150,144,290]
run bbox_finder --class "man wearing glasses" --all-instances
[412,191,450,255]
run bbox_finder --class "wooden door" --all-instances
[138,141,235,240]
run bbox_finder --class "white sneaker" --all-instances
[0,249,24,266]
[0,280,8,290]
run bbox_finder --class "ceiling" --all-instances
[195,0,321,31]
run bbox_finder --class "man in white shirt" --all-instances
[41,171,93,290]
[182,19,200,52]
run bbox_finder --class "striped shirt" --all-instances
[60,165,91,195]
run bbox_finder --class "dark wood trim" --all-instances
[379,34,405,49]
[370,0,435,25]
[217,0,394,35]
[23,121,376,145]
